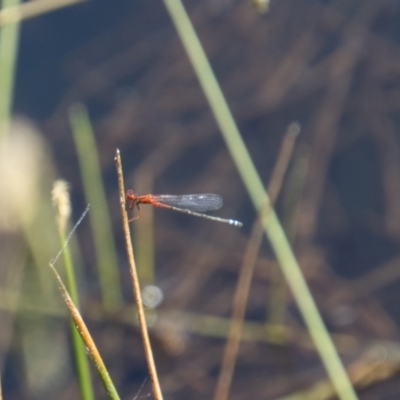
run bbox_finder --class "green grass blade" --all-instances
[69,104,122,310]
[162,1,358,399]
[60,229,95,400]
[0,0,20,139]
[50,262,121,400]
[52,180,94,400]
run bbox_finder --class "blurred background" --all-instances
[2,0,400,399]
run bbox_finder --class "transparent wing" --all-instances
[151,194,223,212]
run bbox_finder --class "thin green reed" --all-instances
[69,104,122,310]
[52,182,94,400]
[0,0,21,139]
[162,1,358,400]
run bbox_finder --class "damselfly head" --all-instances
[125,189,136,208]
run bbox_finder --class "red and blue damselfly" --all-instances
[126,190,242,227]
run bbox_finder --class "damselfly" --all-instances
[126,190,242,227]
